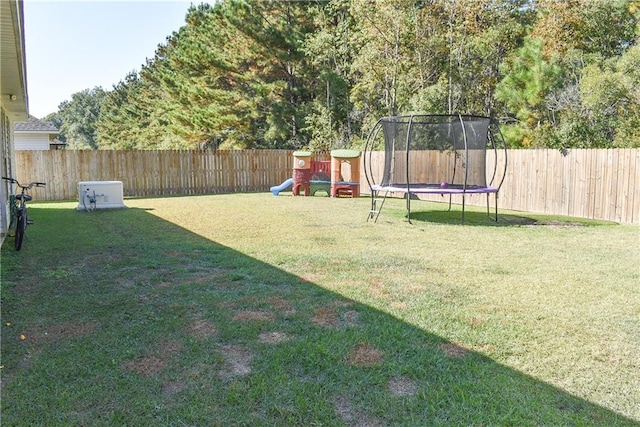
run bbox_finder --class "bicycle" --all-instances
[2,177,46,251]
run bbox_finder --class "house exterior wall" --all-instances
[15,132,51,150]
[1,0,28,244]
[0,106,16,239]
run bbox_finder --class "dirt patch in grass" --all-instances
[45,322,95,341]
[154,280,175,288]
[333,395,358,424]
[387,376,418,397]
[122,341,180,378]
[299,272,324,283]
[312,306,361,329]
[258,331,291,344]
[440,342,468,358]
[218,344,253,378]
[312,306,340,328]
[333,394,383,426]
[164,251,184,258]
[346,342,384,367]
[342,310,362,327]
[23,322,95,344]
[158,340,182,356]
[184,270,222,285]
[123,356,168,378]
[265,296,296,314]
[473,343,497,355]
[368,280,391,300]
[162,380,187,397]
[217,301,238,310]
[232,310,276,322]
[186,319,218,339]
[390,301,407,310]
[468,317,486,328]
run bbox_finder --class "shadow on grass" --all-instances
[1,206,634,425]
[379,199,617,227]
[406,209,613,227]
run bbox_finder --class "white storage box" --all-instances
[77,181,126,211]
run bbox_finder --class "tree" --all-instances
[532,0,636,58]
[347,0,531,130]
[42,111,64,142]
[443,0,533,115]
[495,37,563,146]
[303,0,359,149]
[141,3,255,148]
[221,0,320,148]
[510,0,639,148]
[97,71,173,149]
[55,87,106,149]
[349,0,414,120]
[101,1,322,150]
[81,0,640,149]
[550,46,640,148]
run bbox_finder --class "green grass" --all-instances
[1,193,639,426]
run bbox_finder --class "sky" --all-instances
[24,1,199,118]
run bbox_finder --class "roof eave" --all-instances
[1,0,29,121]
[15,130,60,135]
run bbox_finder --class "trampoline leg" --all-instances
[486,193,498,222]
[461,194,466,224]
[486,194,490,219]
[406,193,412,224]
[368,191,377,221]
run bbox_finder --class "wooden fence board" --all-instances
[613,149,624,223]
[12,148,640,224]
[565,150,575,218]
[574,150,585,218]
[607,149,618,222]
[622,150,640,224]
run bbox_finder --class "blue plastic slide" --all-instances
[270,178,294,196]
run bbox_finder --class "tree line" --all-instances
[45,0,639,150]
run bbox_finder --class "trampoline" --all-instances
[363,114,507,223]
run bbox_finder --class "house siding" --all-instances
[1,106,15,238]
[1,0,28,244]
[15,132,51,150]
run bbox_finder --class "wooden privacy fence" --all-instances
[498,148,638,224]
[14,149,293,200]
[13,148,640,224]
[408,148,639,224]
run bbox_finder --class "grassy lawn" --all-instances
[1,193,638,426]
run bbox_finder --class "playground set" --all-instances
[270,114,507,225]
[270,149,361,198]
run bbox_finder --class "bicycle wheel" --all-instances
[14,211,26,251]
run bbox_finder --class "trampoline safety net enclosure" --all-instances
[363,114,507,223]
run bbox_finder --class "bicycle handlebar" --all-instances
[2,176,46,189]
